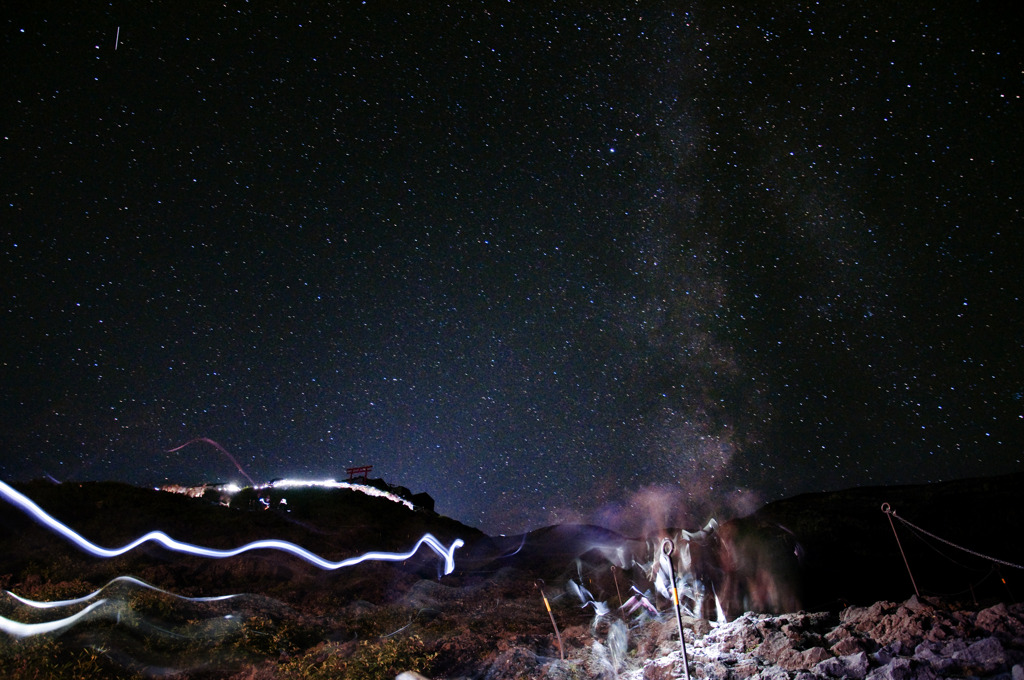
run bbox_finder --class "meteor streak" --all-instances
[0,480,464,574]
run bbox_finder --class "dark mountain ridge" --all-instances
[1,472,1022,678]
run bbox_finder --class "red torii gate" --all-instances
[346,465,373,481]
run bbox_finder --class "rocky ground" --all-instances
[641,596,1024,680]
[424,594,1024,680]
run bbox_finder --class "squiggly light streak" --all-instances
[497,532,528,558]
[0,480,464,574]
[5,575,239,609]
[0,600,108,638]
[166,437,257,487]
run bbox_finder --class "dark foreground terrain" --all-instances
[1,473,1022,679]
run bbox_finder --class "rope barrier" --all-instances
[881,503,1024,570]
[898,519,990,572]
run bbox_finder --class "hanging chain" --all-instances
[882,503,1024,570]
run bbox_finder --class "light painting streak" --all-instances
[2,578,246,641]
[5,575,238,610]
[0,480,464,575]
[0,600,108,638]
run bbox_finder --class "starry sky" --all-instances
[2,2,1022,535]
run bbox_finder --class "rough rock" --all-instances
[978,603,1024,640]
[398,594,1024,680]
[953,636,1008,675]
[641,650,701,680]
[814,651,870,679]
[618,595,1024,680]
[864,656,937,680]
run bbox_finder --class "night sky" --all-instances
[3,2,1022,535]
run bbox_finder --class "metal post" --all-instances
[611,565,623,610]
[536,581,564,661]
[663,539,691,680]
[881,503,919,597]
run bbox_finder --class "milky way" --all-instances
[2,3,1021,534]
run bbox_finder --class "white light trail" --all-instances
[0,480,463,574]
[0,600,108,638]
[5,575,239,610]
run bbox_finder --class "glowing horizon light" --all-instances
[0,480,463,575]
[162,477,419,510]
[267,478,339,488]
[262,478,416,509]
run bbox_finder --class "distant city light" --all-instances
[161,477,417,510]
